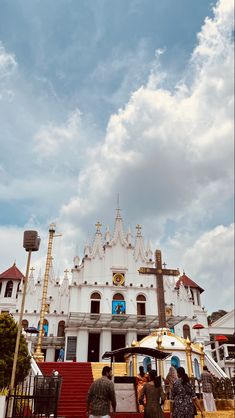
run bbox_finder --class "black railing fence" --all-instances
[5,374,62,418]
[163,376,235,400]
[189,377,235,399]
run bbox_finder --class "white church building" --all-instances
[0,209,210,367]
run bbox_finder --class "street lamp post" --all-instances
[9,230,40,415]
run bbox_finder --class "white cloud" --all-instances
[0,0,233,314]
[0,42,17,80]
[60,0,233,225]
[182,224,234,312]
[34,109,82,158]
[56,0,234,312]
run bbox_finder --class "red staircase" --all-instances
[38,362,93,418]
[38,362,171,418]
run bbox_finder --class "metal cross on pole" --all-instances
[139,249,180,328]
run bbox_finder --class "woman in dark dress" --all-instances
[171,367,205,418]
[139,369,165,418]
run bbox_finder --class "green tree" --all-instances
[207,309,227,325]
[0,313,31,389]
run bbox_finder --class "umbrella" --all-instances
[25,326,39,334]
[192,323,204,329]
[215,335,228,342]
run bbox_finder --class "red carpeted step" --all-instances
[38,362,94,417]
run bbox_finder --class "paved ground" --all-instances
[195,413,234,418]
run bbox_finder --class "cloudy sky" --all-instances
[0,0,234,314]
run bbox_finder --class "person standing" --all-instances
[171,367,205,418]
[137,366,149,412]
[86,366,116,418]
[139,369,165,418]
[201,366,216,412]
[164,366,178,399]
[57,347,64,362]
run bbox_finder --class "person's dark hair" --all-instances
[139,366,145,377]
[149,369,161,387]
[147,363,152,372]
[102,366,112,376]
[203,366,208,371]
[177,367,189,385]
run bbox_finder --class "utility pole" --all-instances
[9,230,40,416]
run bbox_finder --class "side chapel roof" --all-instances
[176,273,204,293]
[0,263,25,281]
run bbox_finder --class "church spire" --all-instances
[111,200,127,246]
[134,224,147,261]
[27,267,36,294]
[91,221,104,259]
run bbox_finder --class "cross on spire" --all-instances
[139,249,180,328]
[95,221,102,232]
[116,193,122,219]
[136,224,142,236]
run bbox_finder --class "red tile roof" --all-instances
[176,273,204,293]
[0,263,25,281]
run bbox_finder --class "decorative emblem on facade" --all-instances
[165,307,172,317]
[113,273,125,286]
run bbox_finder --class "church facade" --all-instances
[0,209,209,364]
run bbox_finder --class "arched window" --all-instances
[38,319,49,336]
[136,294,146,316]
[183,324,191,340]
[197,291,201,306]
[90,292,101,314]
[112,293,125,315]
[22,319,28,330]
[113,293,124,300]
[57,321,65,337]
[194,358,200,379]
[143,356,152,373]
[171,356,180,369]
[190,289,195,304]
[4,281,13,297]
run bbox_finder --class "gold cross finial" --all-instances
[30,267,35,272]
[95,221,102,231]
[64,269,69,274]
[136,224,142,236]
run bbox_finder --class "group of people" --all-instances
[86,364,216,418]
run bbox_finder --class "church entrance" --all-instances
[88,333,100,362]
[111,333,126,362]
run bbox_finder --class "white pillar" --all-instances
[46,347,55,362]
[215,341,220,362]
[126,330,137,347]
[77,329,89,362]
[100,330,111,361]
